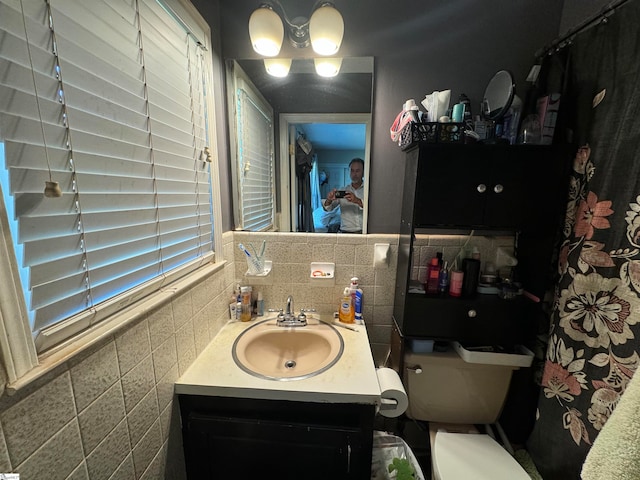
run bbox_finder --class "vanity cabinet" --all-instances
[410,143,568,230]
[179,394,375,480]
[393,142,571,347]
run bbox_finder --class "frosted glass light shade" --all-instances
[249,7,284,57]
[309,4,344,55]
[264,58,291,77]
[314,57,342,77]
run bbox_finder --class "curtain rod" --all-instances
[535,0,630,58]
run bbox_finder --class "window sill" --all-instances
[6,259,227,395]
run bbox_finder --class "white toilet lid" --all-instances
[433,432,530,480]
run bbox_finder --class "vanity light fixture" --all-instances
[314,57,342,77]
[249,1,344,56]
[264,58,292,77]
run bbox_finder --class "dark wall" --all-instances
[195,0,569,233]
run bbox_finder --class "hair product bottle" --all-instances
[426,257,440,295]
[240,286,252,322]
[438,261,450,295]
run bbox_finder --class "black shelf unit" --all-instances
[393,142,571,351]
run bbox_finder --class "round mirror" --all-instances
[481,70,515,120]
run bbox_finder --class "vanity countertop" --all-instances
[175,316,381,405]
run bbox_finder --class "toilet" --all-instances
[403,345,531,480]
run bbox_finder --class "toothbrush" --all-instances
[238,243,263,273]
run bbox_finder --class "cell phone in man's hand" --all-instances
[335,190,347,198]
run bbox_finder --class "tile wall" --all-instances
[0,231,398,479]
[411,233,517,284]
[233,232,399,365]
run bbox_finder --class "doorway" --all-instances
[278,113,371,233]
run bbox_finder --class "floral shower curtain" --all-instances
[527,2,640,479]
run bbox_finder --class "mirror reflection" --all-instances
[227,57,374,233]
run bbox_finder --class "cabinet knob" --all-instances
[477,184,487,193]
[406,365,423,374]
[494,184,504,194]
[467,309,477,318]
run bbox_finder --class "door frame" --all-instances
[278,113,372,233]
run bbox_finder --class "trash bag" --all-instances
[371,431,426,480]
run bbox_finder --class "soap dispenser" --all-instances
[339,287,354,324]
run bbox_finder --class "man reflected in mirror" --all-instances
[323,158,364,233]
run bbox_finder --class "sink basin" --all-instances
[232,318,344,380]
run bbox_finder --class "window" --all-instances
[227,61,275,231]
[0,0,220,381]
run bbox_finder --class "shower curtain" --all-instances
[527,2,640,478]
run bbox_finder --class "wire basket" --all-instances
[399,121,464,150]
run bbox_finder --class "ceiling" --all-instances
[296,123,367,151]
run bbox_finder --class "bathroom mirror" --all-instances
[481,70,515,120]
[226,57,374,233]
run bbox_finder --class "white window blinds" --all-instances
[0,0,214,352]
[236,88,275,231]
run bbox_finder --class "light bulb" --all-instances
[309,4,344,55]
[249,6,284,57]
[264,58,291,77]
[314,57,342,77]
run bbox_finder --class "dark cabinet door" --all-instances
[179,396,375,480]
[184,413,367,479]
[413,146,487,227]
[413,145,526,229]
[401,294,531,345]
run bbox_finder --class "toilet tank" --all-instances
[403,348,518,424]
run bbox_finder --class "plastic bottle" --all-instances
[349,277,364,324]
[229,285,239,320]
[235,283,242,320]
[256,291,264,316]
[425,257,440,295]
[449,270,464,297]
[438,261,450,295]
[459,93,472,124]
[339,287,354,324]
[240,286,252,322]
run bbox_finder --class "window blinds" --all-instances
[0,0,213,352]
[236,88,274,231]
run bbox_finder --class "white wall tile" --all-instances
[107,455,135,480]
[127,390,159,448]
[78,382,126,454]
[85,420,131,480]
[1,372,76,466]
[121,356,155,414]
[70,343,120,414]
[115,319,151,377]
[132,420,162,479]
[15,420,84,480]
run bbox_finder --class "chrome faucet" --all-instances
[276,295,308,327]
[285,295,294,316]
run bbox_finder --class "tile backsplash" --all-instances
[411,233,517,284]
[0,231,398,479]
